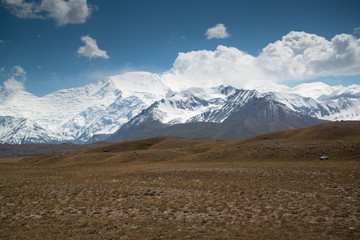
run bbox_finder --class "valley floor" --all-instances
[0,158,359,239]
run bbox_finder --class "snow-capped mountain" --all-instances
[109,86,328,141]
[0,70,359,144]
[111,84,359,132]
[0,72,170,143]
[0,116,55,144]
[290,82,360,100]
[272,88,360,121]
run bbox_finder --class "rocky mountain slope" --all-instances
[0,116,55,144]
[108,86,326,141]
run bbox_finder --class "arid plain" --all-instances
[1,121,359,239]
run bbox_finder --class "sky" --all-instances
[0,0,359,96]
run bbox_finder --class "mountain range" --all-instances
[0,71,359,144]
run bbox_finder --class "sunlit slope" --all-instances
[21,121,360,166]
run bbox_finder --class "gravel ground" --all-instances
[0,159,359,239]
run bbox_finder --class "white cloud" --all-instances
[164,31,360,92]
[258,31,360,80]
[354,27,360,36]
[2,0,91,26]
[1,65,26,91]
[0,40,4,44]
[0,67,5,72]
[77,35,110,60]
[164,46,262,91]
[205,23,230,40]
[3,77,25,91]
[12,65,26,81]
[2,0,42,18]
[41,0,91,26]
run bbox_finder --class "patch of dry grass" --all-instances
[0,159,359,239]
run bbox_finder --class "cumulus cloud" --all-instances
[40,0,91,25]
[1,65,26,91]
[2,0,91,26]
[77,35,110,60]
[164,31,360,91]
[258,31,360,80]
[3,77,25,91]
[164,46,262,91]
[205,23,230,39]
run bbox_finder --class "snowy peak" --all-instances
[129,86,261,125]
[0,71,172,143]
[60,95,148,142]
[270,85,360,121]
[108,72,169,104]
[110,85,326,142]
[290,82,360,100]
[0,116,55,144]
[290,82,336,100]
[188,87,262,123]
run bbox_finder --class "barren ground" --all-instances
[0,158,359,239]
[1,121,360,239]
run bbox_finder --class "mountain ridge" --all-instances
[0,71,359,144]
[108,86,326,142]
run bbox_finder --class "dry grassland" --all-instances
[0,122,360,239]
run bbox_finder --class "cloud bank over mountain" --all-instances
[165,31,360,92]
[1,31,358,94]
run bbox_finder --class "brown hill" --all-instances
[201,120,360,162]
[0,141,108,159]
[246,120,360,142]
[19,121,360,166]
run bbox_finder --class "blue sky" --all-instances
[0,0,360,96]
